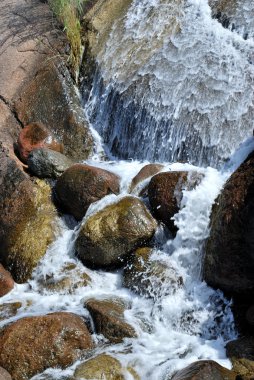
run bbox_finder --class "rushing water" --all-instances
[2,0,254,379]
[83,0,254,166]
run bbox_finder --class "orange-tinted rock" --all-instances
[55,164,120,220]
[171,360,236,380]
[0,312,93,380]
[17,122,63,163]
[204,152,254,297]
[129,164,164,193]
[148,171,203,234]
[0,264,14,297]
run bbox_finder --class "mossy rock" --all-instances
[74,353,140,380]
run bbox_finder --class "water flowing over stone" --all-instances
[83,0,254,166]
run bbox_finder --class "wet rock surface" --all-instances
[148,171,203,234]
[0,264,15,297]
[129,164,164,193]
[226,337,254,379]
[203,152,254,297]
[27,148,74,179]
[76,196,157,269]
[171,360,237,380]
[85,297,136,343]
[17,122,63,163]
[0,150,57,283]
[0,312,93,380]
[74,353,140,380]
[123,247,183,299]
[55,164,120,220]
[0,302,22,322]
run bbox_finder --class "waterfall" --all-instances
[83,0,254,166]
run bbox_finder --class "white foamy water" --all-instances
[1,159,238,380]
[83,0,254,166]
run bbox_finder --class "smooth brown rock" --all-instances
[123,247,183,299]
[171,360,236,380]
[0,148,57,283]
[0,264,14,297]
[148,171,203,234]
[76,196,157,269]
[226,337,254,379]
[0,312,93,380]
[85,297,136,343]
[203,152,254,296]
[0,367,12,380]
[129,164,164,193]
[74,353,140,380]
[17,122,63,163]
[55,164,120,220]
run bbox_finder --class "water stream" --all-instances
[2,0,254,378]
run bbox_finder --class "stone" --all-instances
[148,171,203,234]
[55,164,120,220]
[0,312,93,380]
[0,149,57,283]
[17,122,63,163]
[85,297,136,343]
[74,353,140,380]
[0,367,12,380]
[129,164,164,193]
[0,264,14,297]
[123,247,183,299]
[226,337,254,379]
[203,152,254,297]
[171,360,236,380]
[0,302,22,322]
[75,196,157,269]
[27,148,74,179]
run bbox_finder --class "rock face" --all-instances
[0,312,93,380]
[129,164,164,193]
[74,353,140,380]
[0,149,57,283]
[0,367,12,380]
[76,196,157,269]
[85,297,136,343]
[203,153,254,297]
[27,148,74,179]
[226,337,254,379]
[0,264,14,297]
[171,360,236,380]
[148,171,203,234]
[55,164,120,220]
[123,248,183,299]
[17,122,63,163]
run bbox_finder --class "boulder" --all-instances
[55,164,120,220]
[171,360,236,380]
[0,264,14,297]
[74,353,140,380]
[226,337,254,379]
[0,312,93,380]
[27,148,74,179]
[148,171,203,234]
[129,164,164,193]
[0,149,57,283]
[0,367,12,380]
[75,196,157,269]
[203,152,254,297]
[17,122,63,163]
[85,297,136,343]
[0,302,22,322]
[123,247,183,299]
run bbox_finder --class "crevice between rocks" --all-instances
[0,94,24,128]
